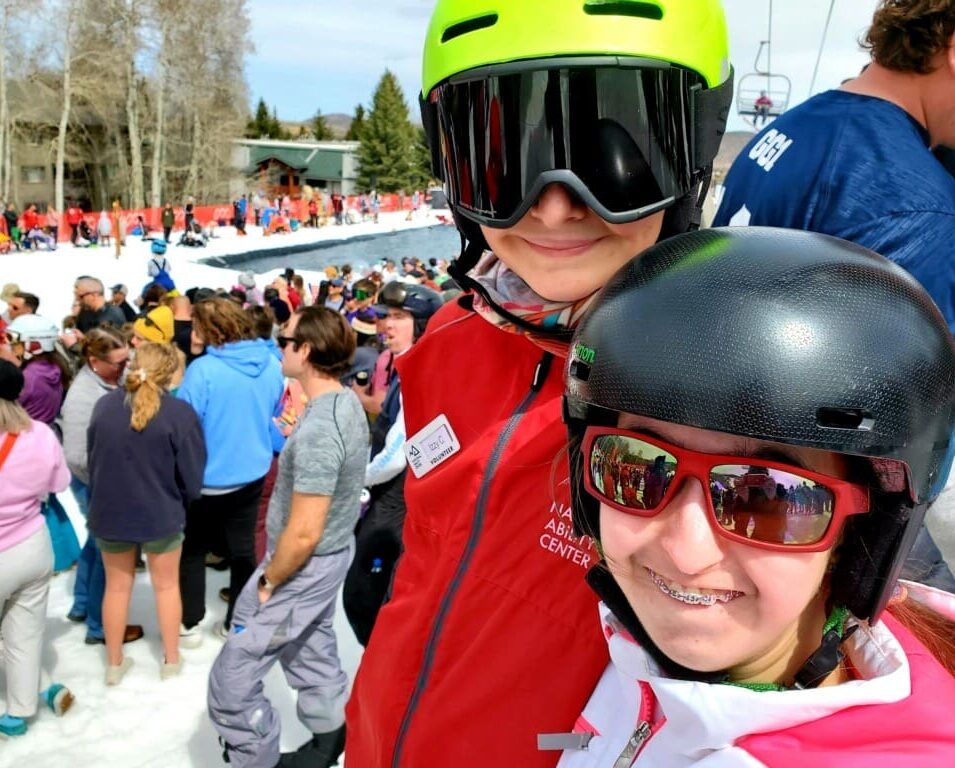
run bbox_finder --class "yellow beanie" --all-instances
[133,305,174,343]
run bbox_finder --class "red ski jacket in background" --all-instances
[345,298,608,767]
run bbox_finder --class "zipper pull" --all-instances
[613,721,651,768]
[531,352,554,392]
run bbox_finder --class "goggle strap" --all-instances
[419,93,444,180]
[693,68,735,171]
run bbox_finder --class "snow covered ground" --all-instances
[1,209,441,328]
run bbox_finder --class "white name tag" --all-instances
[405,414,461,478]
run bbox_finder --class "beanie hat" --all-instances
[238,271,256,289]
[133,305,174,343]
[0,359,24,401]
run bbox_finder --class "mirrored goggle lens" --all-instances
[433,64,703,224]
[588,435,837,546]
[711,465,834,545]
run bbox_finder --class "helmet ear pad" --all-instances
[565,402,618,540]
[830,492,926,622]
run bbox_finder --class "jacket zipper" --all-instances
[391,352,554,767]
[613,682,660,767]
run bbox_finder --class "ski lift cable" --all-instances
[809,0,837,97]
[767,0,773,84]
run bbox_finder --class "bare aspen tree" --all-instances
[53,1,85,216]
[120,0,145,207]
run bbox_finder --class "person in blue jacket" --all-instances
[714,0,955,592]
[714,0,955,333]
[176,296,284,646]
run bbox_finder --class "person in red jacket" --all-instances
[344,1,734,765]
[20,204,39,236]
[65,202,83,245]
[560,227,955,765]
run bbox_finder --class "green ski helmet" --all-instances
[420,0,734,279]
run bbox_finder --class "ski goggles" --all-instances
[424,58,708,227]
[581,427,869,552]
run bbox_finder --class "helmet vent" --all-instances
[583,1,664,21]
[816,407,875,432]
[441,14,499,44]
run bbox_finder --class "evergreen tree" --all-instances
[356,70,416,191]
[246,98,272,138]
[269,106,286,139]
[345,104,366,141]
[311,110,333,140]
[409,125,435,190]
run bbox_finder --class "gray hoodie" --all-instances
[61,365,116,485]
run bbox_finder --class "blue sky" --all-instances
[247,0,880,132]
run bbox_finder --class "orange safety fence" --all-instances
[28,193,428,241]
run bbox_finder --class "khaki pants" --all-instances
[0,526,53,717]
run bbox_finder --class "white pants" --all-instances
[0,526,53,717]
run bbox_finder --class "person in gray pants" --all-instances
[208,307,369,768]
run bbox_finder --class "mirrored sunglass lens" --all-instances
[710,465,835,545]
[589,435,676,511]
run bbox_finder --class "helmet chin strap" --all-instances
[587,563,856,691]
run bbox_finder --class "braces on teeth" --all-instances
[648,570,741,606]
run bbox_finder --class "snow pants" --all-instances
[0,526,53,717]
[208,542,353,768]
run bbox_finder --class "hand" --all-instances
[257,585,271,605]
[0,343,19,365]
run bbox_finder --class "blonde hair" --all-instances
[126,343,185,432]
[0,399,32,434]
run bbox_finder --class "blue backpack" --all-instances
[150,258,175,291]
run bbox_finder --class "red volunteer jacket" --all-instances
[345,299,608,766]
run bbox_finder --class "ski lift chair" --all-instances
[737,72,791,129]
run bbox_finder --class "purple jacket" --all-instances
[19,359,64,425]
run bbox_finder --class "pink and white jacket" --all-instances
[555,583,955,767]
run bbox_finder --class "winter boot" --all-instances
[41,683,75,716]
[277,724,346,768]
[0,714,26,737]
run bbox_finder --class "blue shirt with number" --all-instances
[713,90,955,332]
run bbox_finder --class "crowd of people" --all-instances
[0,187,429,257]
[2,1,955,766]
[0,252,455,762]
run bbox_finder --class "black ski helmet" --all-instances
[565,227,955,624]
[373,282,444,340]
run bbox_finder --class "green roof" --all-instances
[247,145,344,180]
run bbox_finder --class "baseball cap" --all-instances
[111,283,128,294]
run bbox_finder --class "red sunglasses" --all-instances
[582,427,869,553]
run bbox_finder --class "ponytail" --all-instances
[124,342,185,432]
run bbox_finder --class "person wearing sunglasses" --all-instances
[210,307,368,768]
[559,228,955,765]
[61,327,141,646]
[345,1,732,765]
[131,304,174,347]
